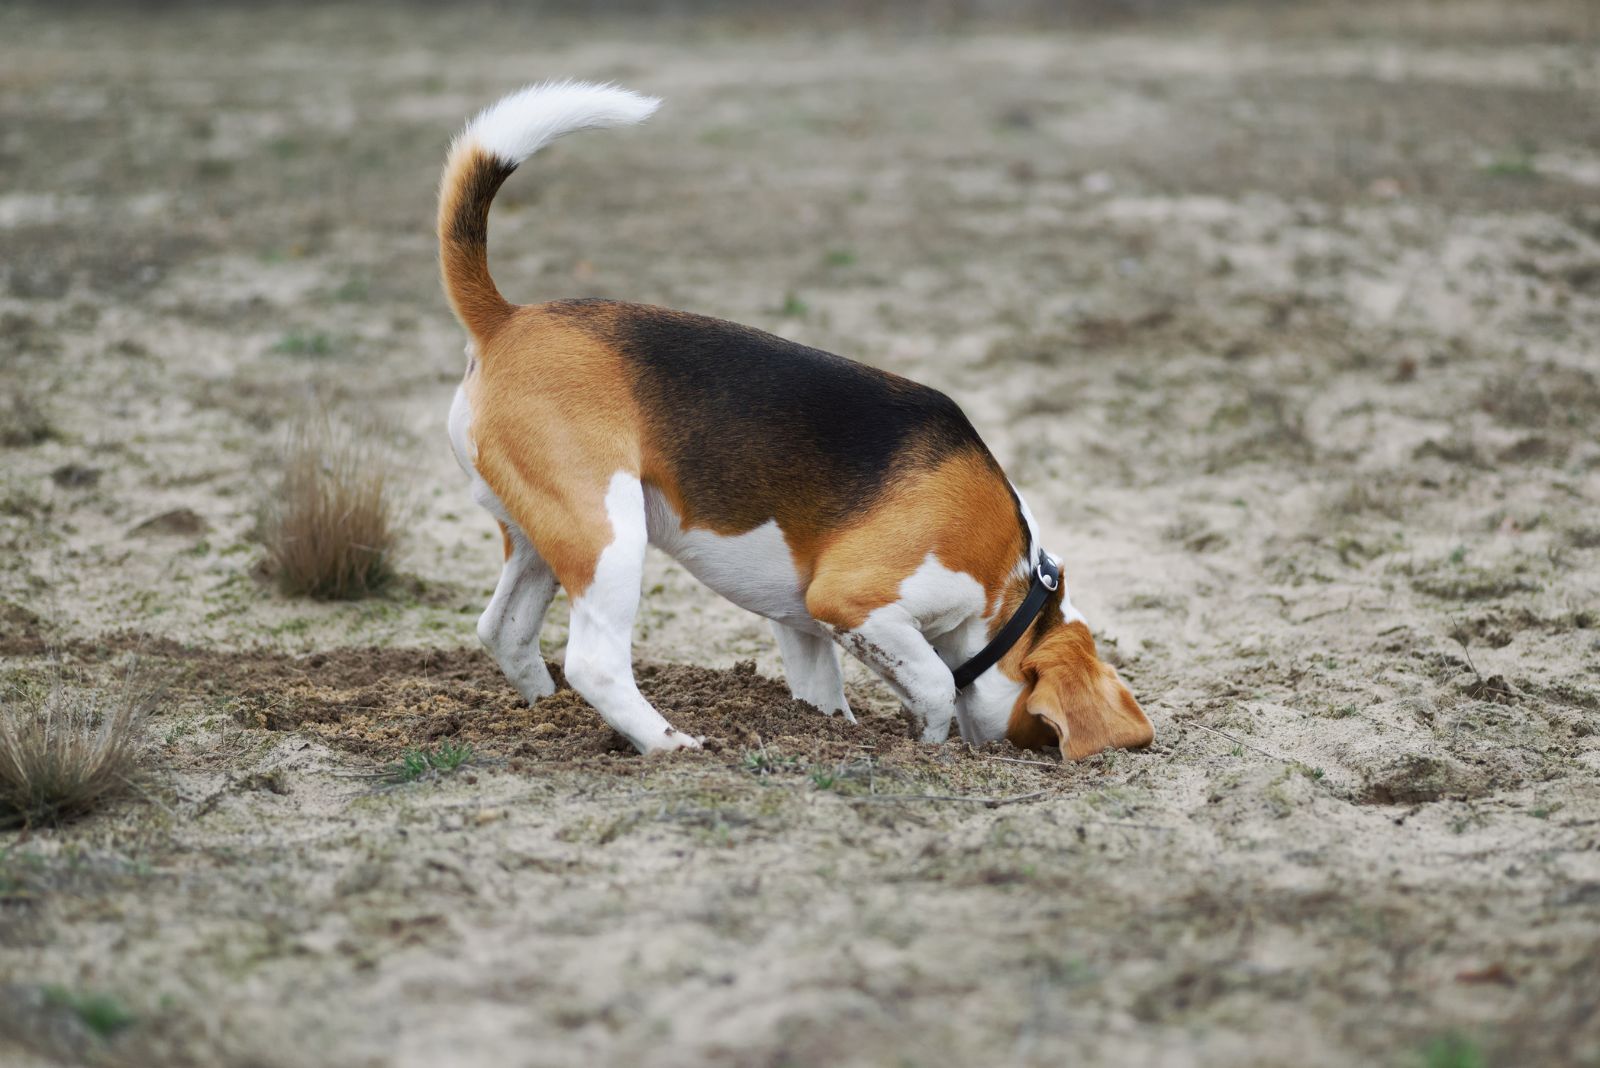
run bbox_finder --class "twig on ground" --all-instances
[845,789,1048,809]
[1186,721,1284,761]
[1079,819,1178,832]
[982,755,1061,769]
[1450,621,1485,684]
[1291,594,1358,625]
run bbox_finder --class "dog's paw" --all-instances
[505,661,557,704]
[515,679,558,704]
[809,695,856,723]
[641,727,702,755]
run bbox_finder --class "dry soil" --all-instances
[2,3,1599,1066]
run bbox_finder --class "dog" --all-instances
[438,81,1153,759]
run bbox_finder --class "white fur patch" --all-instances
[895,552,989,645]
[961,665,1025,745]
[1010,482,1084,625]
[449,383,517,526]
[463,81,660,167]
[641,490,851,717]
[447,384,478,471]
[565,472,697,753]
[642,489,813,630]
[1009,480,1043,585]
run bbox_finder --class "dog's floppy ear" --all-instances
[1008,621,1153,760]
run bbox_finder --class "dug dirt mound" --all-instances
[222,648,923,766]
[19,635,1000,769]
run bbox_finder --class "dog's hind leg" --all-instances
[771,621,853,721]
[478,522,559,703]
[556,473,698,754]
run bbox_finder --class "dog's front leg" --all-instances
[771,621,854,721]
[563,474,699,754]
[829,606,957,743]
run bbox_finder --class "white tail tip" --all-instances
[465,80,661,166]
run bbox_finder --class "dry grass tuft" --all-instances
[0,665,151,829]
[259,414,403,600]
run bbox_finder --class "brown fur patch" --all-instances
[804,451,1026,630]
[467,305,643,595]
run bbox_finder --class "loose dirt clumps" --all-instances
[221,646,929,766]
[7,633,1045,782]
[25,636,975,769]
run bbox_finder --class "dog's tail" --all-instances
[437,81,660,339]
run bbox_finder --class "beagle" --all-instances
[438,82,1153,758]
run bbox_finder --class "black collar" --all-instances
[952,553,1060,690]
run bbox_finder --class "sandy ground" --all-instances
[3,3,1600,1065]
